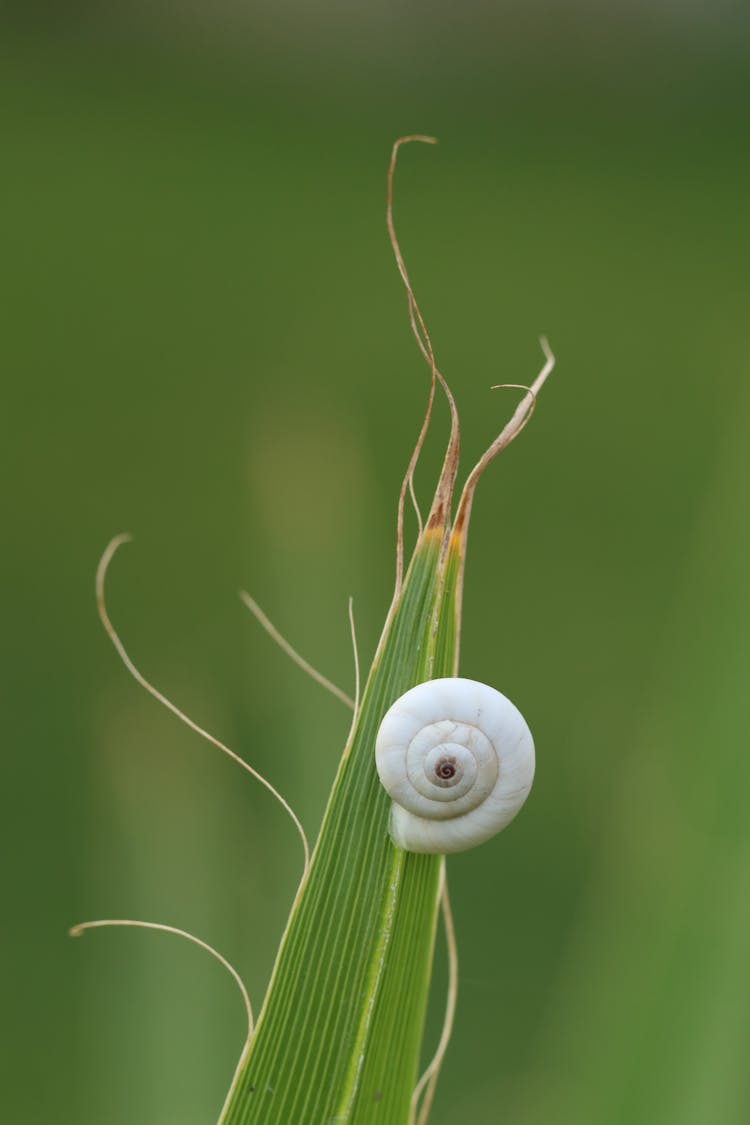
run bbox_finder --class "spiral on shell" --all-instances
[375,677,535,854]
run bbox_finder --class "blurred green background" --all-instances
[2,3,749,1122]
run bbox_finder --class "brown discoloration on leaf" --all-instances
[425,498,446,532]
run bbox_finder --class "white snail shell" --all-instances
[375,677,535,854]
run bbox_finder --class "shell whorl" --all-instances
[375,677,535,854]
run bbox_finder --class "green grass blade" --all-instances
[219,526,460,1124]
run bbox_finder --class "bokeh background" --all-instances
[2,3,749,1122]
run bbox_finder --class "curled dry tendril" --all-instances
[95,534,310,874]
[73,536,321,1065]
[239,589,355,710]
[387,136,460,596]
[411,868,458,1125]
[69,919,254,1039]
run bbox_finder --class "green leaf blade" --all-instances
[220,528,458,1124]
